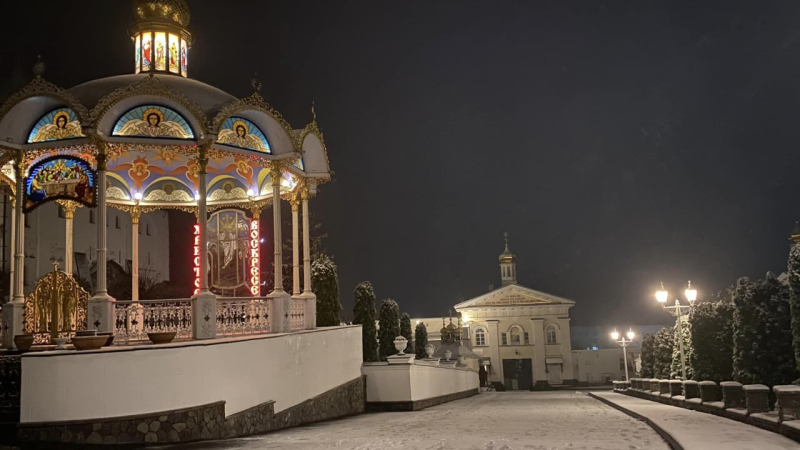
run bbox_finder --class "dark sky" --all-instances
[4,0,800,327]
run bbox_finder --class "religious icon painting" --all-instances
[217,117,271,153]
[135,34,141,74]
[142,32,152,71]
[24,156,97,213]
[168,34,180,74]
[155,32,166,71]
[293,158,305,171]
[28,108,84,143]
[180,38,188,77]
[112,105,194,139]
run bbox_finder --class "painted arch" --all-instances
[217,116,271,153]
[27,107,84,143]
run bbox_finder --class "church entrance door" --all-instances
[547,364,562,384]
[502,359,532,390]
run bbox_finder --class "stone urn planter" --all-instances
[444,349,452,361]
[52,337,69,350]
[98,332,115,347]
[14,334,34,352]
[425,343,435,358]
[148,331,177,344]
[72,335,107,351]
[393,336,408,355]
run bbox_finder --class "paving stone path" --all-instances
[160,391,669,450]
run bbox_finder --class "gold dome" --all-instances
[499,246,516,263]
[133,0,191,27]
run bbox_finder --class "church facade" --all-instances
[455,238,576,389]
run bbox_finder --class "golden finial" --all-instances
[251,72,262,93]
[311,101,317,122]
[503,231,509,249]
[51,260,60,272]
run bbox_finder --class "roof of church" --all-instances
[453,283,575,309]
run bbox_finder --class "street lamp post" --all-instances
[656,281,697,380]
[611,328,635,381]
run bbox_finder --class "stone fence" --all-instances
[616,378,800,442]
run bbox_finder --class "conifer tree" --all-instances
[689,298,734,382]
[414,322,429,359]
[312,254,342,326]
[640,333,656,378]
[652,327,674,379]
[732,277,758,384]
[400,313,413,354]
[788,242,800,375]
[378,299,400,360]
[671,316,693,380]
[353,281,378,362]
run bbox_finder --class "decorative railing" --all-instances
[113,299,192,344]
[216,297,271,337]
[0,355,20,421]
[290,298,305,331]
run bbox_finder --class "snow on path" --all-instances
[162,391,669,450]
[592,391,800,450]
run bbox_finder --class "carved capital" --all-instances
[290,198,300,212]
[250,204,262,219]
[95,152,108,171]
[56,199,80,219]
[130,207,142,225]
[197,142,212,175]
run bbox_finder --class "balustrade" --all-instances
[216,297,271,337]
[290,297,305,331]
[113,299,192,344]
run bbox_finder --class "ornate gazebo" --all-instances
[0,0,331,349]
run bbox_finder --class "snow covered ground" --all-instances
[161,391,669,450]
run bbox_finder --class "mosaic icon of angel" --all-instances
[217,120,269,152]
[115,108,193,139]
[29,110,83,143]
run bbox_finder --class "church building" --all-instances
[454,236,576,389]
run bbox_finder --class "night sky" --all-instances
[3,0,800,326]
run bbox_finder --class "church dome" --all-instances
[499,245,516,263]
[133,0,191,27]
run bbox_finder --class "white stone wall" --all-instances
[572,348,640,384]
[20,326,363,423]
[1,199,170,296]
[362,362,478,403]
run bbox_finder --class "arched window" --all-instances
[28,107,84,143]
[546,324,559,345]
[217,116,271,153]
[509,325,523,345]
[112,105,194,139]
[474,327,487,346]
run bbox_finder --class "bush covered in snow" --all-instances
[689,297,734,383]
[788,242,800,375]
[353,281,379,362]
[378,298,400,360]
[311,254,342,326]
[400,312,413,354]
[652,327,674,379]
[414,322,429,360]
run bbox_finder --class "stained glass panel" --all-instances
[293,158,305,171]
[112,105,194,139]
[180,38,188,77]
[28,108,84,143]
[208,209,251,297]
[217,117,271,153]
[135,34,141,74]
[168,34,180,74]
[24,156,96,212]
[142,32,152,71]
[154,32,166,71]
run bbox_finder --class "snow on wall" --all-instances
[362,363,479,403]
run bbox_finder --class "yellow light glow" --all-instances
[626,329,635,341]
[154,32,166,71]
[656,283,668,303]
[168,34,180,74]
[685,281,697,302]
[611,329,619,341]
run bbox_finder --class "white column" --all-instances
[486,319,502,385]
[558,316,575,381]
[531,318,547,386]
[131,209,140,301]
[7,195,15,301]
[192,148,217,340]
[60,201,77,275]
[88,151,115,333]
[291,199,300,296]
[268,167,290,333]
[300,186,316,329]
[1,169,25,349]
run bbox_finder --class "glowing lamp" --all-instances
[134,192,143,201]
[685,281,697,303]
[611,329,620,341]
[656,283,668,304]
[246,188,255,197]
[626,329,635,341]
[194,193,201,202]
